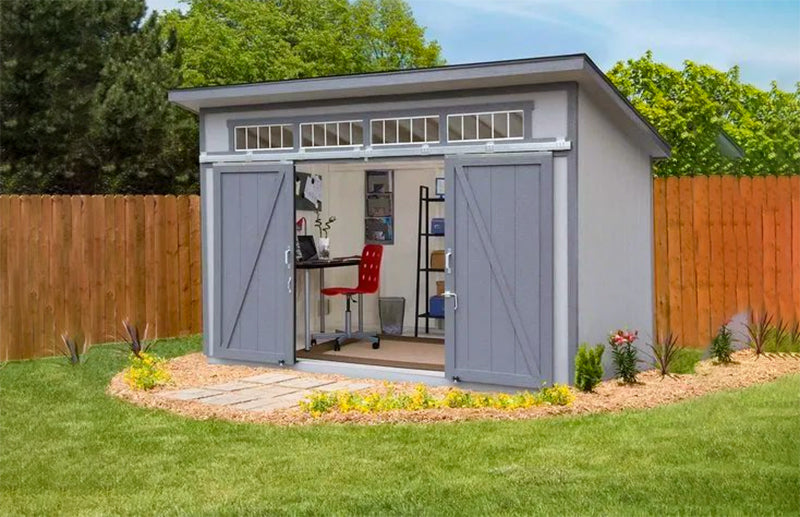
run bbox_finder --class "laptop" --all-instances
[296,235,318,262]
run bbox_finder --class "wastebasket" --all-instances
[379,297,405,335]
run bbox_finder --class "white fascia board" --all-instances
[199,141,571,164]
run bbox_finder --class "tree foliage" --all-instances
[0,0,442,194]
[608,51,800,176]
[164,0,443,87]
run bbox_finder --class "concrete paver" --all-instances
[239,372,299,385]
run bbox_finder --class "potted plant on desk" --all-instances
[314,211,336,259]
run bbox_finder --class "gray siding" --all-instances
[577,88,655,360]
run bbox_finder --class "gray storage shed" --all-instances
[170,54,669,388]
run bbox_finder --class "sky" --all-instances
[147,0,800,90]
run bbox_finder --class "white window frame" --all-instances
[371,115,440,146]
[299,120,364,149]
[234,124,294,151]
[446,110,525,143]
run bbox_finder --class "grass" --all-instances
[669,347,704,374]
[1,337,799,517]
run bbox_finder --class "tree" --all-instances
[163,0,444,87]
[608,52,800,176]
[0,0,148,193]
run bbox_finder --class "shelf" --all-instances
[417,312,445,319]
[420,233,445,237]
[422,197,445,202]
[419,268,445,272]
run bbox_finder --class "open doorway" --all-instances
[292,159,446,371]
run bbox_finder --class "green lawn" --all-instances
[1,338,798,517]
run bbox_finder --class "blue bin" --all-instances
[430,218,445,235]
[429,295,445,318]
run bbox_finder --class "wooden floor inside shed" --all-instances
[296,336,444,371]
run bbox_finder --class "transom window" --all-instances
[447,110,524,142]
[300,120,364,148]
[234,124,293,151]
[371,116,439,145]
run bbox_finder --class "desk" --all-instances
[296,257,361,351]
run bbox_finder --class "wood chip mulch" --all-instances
[107,350,800,426]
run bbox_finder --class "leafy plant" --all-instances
[649,332,683,377]
[121,320,151,359]
[670,348,703,374]
[710,325,734,364]
[575,343,604,392]
[788,322,800,354]
[124,352,171,391]
[767,318,790,353]
[59,332,89,366]
[313,210,336,238]
[609,329,640,384]
[745,312,772,356]
[298,383,575,417]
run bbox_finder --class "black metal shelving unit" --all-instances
[414,185,445,337]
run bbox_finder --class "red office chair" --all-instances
[311,245,383,351]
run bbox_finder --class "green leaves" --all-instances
[608,51,800,177]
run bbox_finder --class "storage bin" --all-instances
[436,280,445,295]
[430,218,445,235]
[430,250,445,270]
[429,295,445,318]
[379,297,405,335]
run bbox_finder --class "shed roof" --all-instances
[169,53,670,158]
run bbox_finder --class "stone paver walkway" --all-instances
[158,373,374,413]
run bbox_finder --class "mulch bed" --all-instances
[108,350,800,426]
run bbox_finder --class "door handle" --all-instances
[287,276,292,293]
[445,248,452,274]
[442,290,458,311]
[284,246,292,269]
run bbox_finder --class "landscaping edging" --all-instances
[108,350,800,426]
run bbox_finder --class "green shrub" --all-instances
[124,352,171,390]
[709,325,734,363]
[649,332,682,377]
[670,348,703,374]
[745,312,772,356]
[575,343,604,392]
[609,329,640,384]
[298,383,575,417]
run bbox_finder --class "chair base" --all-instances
[311,295,380,351]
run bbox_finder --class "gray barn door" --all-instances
[213,164,294,364]
[444,154,553,388]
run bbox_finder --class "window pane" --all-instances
[398,119,411,143]
[338,122,351,145]
[246,127,258,149]
[478,114,492,139]
[371,120,383,144]
[411,118,426,142]
[509,111,523,138]
[257,127,269,149]
[352,122,363,145]
[493,113,508,138]
[301,125,313,147]
[385,119,397,144]
[463,115,477,140]
[325,123,338,146]
[235,127,246,150]
[313,124,325,147]
[282,126,293,148]
[448,116,462,141]
[426,117,439,142]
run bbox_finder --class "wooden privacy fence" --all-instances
[0,195,202,361]
[653,176,800,348]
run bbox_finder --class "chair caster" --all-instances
[372,338,380,350]
[333,339,341,352]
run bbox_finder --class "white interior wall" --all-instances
[577,88,655,360]
[294,159,444,346]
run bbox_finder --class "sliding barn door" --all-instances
[213,164,294,364]
[444,154,554,387]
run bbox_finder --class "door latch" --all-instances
[284,246,292,269]
[444,248,453,274]
[442,290,458,311]
[287,276,292,293]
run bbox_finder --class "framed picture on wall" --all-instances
[435,177,445,198]
[365,170,394,244]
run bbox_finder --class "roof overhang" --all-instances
[169,53,670,158]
